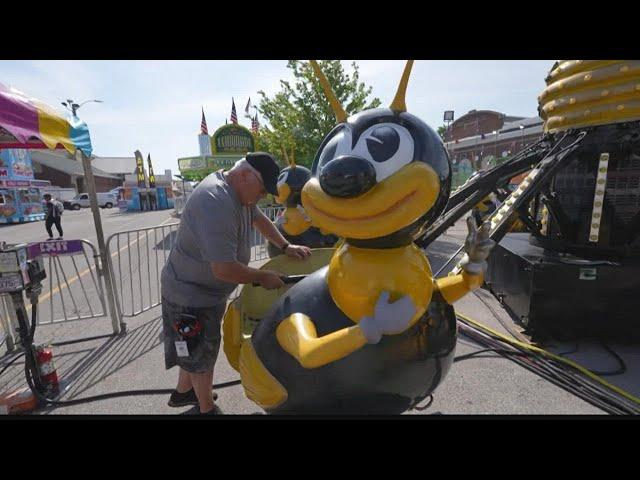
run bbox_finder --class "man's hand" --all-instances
[284,244,312,260]
[359,291,418,344]
[257,270,285,290]
[460,217,495,275]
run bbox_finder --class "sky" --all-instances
[0,60,553,175]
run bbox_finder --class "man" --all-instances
[43,194,64,240]
[160,152,311,415]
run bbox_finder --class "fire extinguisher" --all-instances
[35,345,60,397]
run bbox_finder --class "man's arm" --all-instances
[252,209,288,250]
[211,261,284,289]
[252,209,312,259]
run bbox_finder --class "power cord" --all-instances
[0,351,25,378]
[16,301,241,411]
[454,348,537,363]
[456,313,640,414]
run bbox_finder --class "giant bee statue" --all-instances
[235,60,494,414]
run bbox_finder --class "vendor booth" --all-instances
[0,84,91,224]
[0,81,122,333]
[0,148,45,223]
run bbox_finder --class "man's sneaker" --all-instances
[167,389,217,407]
[201,404,224,415]
[57,237,63,240]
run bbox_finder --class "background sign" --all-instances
[0,149,34,180]
[28,240,84,258]
[147,154,156,188]
[134,150,146,188]
[213,125,254,154]
[178,156,207,171]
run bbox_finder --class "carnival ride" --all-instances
[223,60,494,414]
[417,60,640,341]
[4,61,640,416]
[266,150,338,258]
[222,60,640,414]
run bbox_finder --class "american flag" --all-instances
[230,98,238,124]
[251,114,259,134]
[200,107,208,135]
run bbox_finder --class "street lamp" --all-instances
[61,99,103,117]
[492,130,498,161]
[519,124,525,151]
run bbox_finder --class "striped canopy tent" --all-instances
[0,82,92,155]
[0,82,123,333]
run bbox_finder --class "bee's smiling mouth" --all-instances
[305,190,417,222]
[301,163,440,240]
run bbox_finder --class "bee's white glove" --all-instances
[359,291,418,344]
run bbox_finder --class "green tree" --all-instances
[257,60,381,168]
[437,125,447,141]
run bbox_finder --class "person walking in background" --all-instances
[43,193,64,240]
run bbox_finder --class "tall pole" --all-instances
[78,149,124,334]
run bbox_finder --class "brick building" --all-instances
[444,110,525,142]
[444,110,544,171]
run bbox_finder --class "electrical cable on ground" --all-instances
[456,313,640,414]
[456,320,634,414]
[454,348,537,363]
[432,216,637,413]
[0,352,25,378]
[16,303,241,411]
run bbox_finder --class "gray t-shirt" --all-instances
[161,171,259,307]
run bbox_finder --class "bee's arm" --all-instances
[276,313,367,369]
[434,271,484,305]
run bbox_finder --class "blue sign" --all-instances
[0,149,35,181]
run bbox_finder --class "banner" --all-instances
[147,153,156,188]
[0,149,34,180]
[134,150,146,188]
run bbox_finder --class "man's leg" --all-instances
[190,369,215,413]
[55,218,63,237]
[188,303,224,413]
[45,218,54,238]
[176,367,193,393]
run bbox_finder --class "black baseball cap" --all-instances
[245,152,281,195]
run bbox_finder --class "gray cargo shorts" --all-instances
[161,297,226,373]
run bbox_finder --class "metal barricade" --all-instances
[106,206,286,317]
[173,191,192,217]
[0,294,17,354]
[106,223,180,317]
[251,206,285,262]
[29,239,108,326]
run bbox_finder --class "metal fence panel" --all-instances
[28,239,107,326]
[0,294,17,354]
[106,223,180,318]
[107,206,285,317]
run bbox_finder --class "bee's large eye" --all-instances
[352,123,414,181]
[366,126,400,163]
